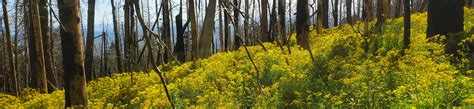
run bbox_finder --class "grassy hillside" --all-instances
[1,8,474,108]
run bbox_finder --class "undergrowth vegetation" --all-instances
[1,8,474,108]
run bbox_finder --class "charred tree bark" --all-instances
[162,0,171,63]
[297,0,310,50]
[124,0,131,72]
[102,32,108,76]
[427,0,464,56]
[260,0,269,42]
[297,0,316,63]
[322,0,329,28]
[278,0,286,44]
[234,0,240,50]
[269,0,277,43]
[58,0,89,106]
[346,0,352,25]
[85,0,95,81]
[174,1,186,62]
[427,0,464,37]
[403,0,410,51]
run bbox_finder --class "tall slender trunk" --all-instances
[363,0,372,34]
[39,0,57,93]
[403,0,410,51]
[199,0,217,58]
[346,0,352,25]
[23,1,30,87]
[333,0,338,27]
[260,0,269,42]
[278,0,286,44]
[102,32,108,76]
[1,32,5,93]
[219,1,224,52]
[288,0,292,34]
[317,0,323,33]
[13,0,20,90]
[189,0,199,60]
[124,0,131,72]
[2,0,19,96]
[29,0,48,94]
[130,1,137,72]
[224,0,230,51]
[322,0,329,28]
[244,0,249,45]
[85,0,95,81]
[234,0,240,50]
[25,0,35,88]
[375,0,385,32]
[162,0,171,63]
[269,0,277,42]
[111,0,122,73]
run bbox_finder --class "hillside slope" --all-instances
[1,8,474,108]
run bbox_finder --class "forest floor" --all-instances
[1,8,474,108]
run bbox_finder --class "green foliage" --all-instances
[1,8,474,108]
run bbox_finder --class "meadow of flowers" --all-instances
[1,8,474,108]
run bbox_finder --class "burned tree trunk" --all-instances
[346,0,352,25]
[85,0,96,81]
[427,0,464,37]
[234,0,240,50]
[58,0,89,106]
[297,0,310,50]
[260,0,269,42]
[278,0,286,44]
